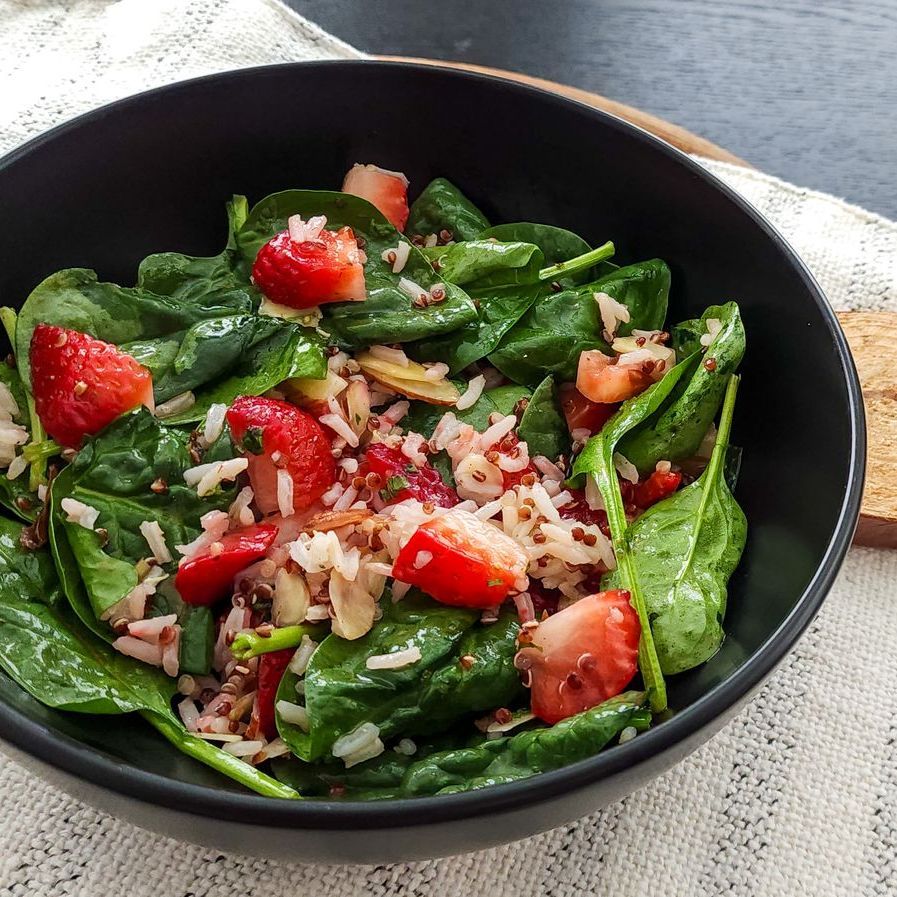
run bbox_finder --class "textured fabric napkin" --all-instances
[1,2,896,895]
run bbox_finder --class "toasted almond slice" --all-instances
[303,508,374,533]
[357,352,459,405]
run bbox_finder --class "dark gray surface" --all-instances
[290,0,897,218]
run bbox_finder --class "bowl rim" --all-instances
[0,58,866,830]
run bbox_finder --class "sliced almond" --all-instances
[283,370,348,406]
[356,352,459,405]
[303,508,373,533]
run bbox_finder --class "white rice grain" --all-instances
[319,413,360,448]
[276,700,310,732]
[365,646,421,670]
[455,374,486,411]
[61,498,100,529]
[139,520,172,564]
[276,468,294,518]
[613,452,639,484]
[370,344,410,366]
[203,403,228,445]
[222,739,264,758]
[5,454,27,480]
[287,635,319,676]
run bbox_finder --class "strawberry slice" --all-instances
[519,590,640,724]
[341,163,410,231]
[392,509,528,608]
[559,382,619,434]
[251,226,366,309]
[361,442,458,508]
[226,396,336,516]
[249,647,295,741]
[633,469,682,509]
[29,324,154,448]
[176,523,278,606]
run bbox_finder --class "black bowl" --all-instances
[0,61,863,863]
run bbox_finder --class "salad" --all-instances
[0,164,746,800]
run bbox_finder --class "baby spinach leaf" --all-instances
[0,518,299,797]
[0,362,39,521]
[51,409,237,622]
[604,375,747,674]
[617,302,746,474]
[402,691,649,796]
[276,692,649,798]
[411,282,544,374]
[517,376,569,460]
[276,593,523,762]
[421,240,543,287]
[487,260,670,387]
[406,177,490,241]
[0,515,175,715]
[481,222,607,286]
[150,581,214,676]
[571,355,699,713]
[236,190,477,347]
[15,269,256,390]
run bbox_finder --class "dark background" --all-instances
[290,0,897,218]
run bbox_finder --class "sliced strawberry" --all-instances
[520,589,640,724]
[249,647,295,741]
[392,509,528,608]
[559,382,619,434]
[633,469,682,509]
[576,349,655,404]
[361,442,457,508]
[341,163,410,230]
[226,396,336,516]
[176,524,278,606]
[29,324,153,448]
[251,227,366,309]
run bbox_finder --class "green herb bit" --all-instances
[230,623,326,660]
[381,475,410,501]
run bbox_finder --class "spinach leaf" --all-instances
[276,593,523,762]
[481,222,607,286]
[236,190,478,347]
[274,692,649,798]
[0,361,39,520]
[411,282,544,374]
[571,355,699,712]
[421,240,543,288]
[0,515,299,797]
[487,260,670,386]
[406,178,490,241]
[149,318,328,424]
[15,268,256,390]
[0,515,175,715]
[604,375,747,674]
[51,409,236,622]
[617,302,746,474]
[150,580,214,676]
[517,376,569,460]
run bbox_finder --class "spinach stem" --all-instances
[141,711,302,799]
[538,240,615,282]
[0,307,17,346]
[230,623,326,661]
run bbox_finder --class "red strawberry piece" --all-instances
[361,442,458,508]
[392,509,528,608]
[521,589,640,724]
[251,226,366,309]
[633,469,682,509]
[29,324,154,448]
[250,647,295,741]
[341,163,410,230]
[175,523,278,606]
[226,396,336,515]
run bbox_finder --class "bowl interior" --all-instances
[0,62,861,816]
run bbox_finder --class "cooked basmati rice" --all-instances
[61,497,100,529]
[139,520,172,564]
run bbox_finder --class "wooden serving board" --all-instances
[384,57,891,546]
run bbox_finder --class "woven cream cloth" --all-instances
[1,2,896,895]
